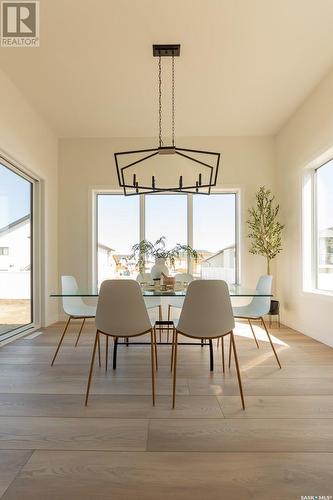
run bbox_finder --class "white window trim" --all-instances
[90,188,241,290]
[303,153,333,296]
[0,150,42,343]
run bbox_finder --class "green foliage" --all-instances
[246,186,284,274]
[130,236,198,273]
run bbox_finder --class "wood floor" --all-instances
[0,320,333,499]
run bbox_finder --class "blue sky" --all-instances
[0,163,31,228]
[97,193,236,254]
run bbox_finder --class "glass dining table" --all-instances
[50,283,271,298]
[50,283,272,372]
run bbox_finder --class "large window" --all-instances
[0,160,33,336]
[145,194,187,273]
[193,194,237,281]
[95,192,238,287]
[97,194,139,285]
[316,160,333,291]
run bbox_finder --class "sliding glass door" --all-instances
[0,161,33,336]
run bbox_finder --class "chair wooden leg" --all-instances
[153,326,158,371]
[51,316,72,366]
[172,331,178,408]
[261,317,282,368]
[97,332,101,367]
[167,305,171,342]
[248,318,259,349]
[230,331,245,410]
[221,336,225,373]
[85,330,99,406]
[75,318,86,347]
[105,335,109,372]
[150,330,156,406]
[170,328,175,371]
[228,335,232,368]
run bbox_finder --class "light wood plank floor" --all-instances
[0,320,333,499]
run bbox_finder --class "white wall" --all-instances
[0,68,58,326]
[276,67,333,347]
[58,136,275,294]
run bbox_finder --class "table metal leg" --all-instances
[209,339,214,371]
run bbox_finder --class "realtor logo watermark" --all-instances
[1,1,39,47]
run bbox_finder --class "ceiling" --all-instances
[1,0,333,138]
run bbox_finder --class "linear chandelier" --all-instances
[114,44,220,196]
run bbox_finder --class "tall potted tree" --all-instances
[247,186,284,275]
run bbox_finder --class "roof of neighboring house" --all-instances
[98,243,114,252]
[202,245,236,263]
[0,214,30,236]
[320,227,333,238]
[113,254,133,264]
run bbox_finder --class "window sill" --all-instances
[302,288,333,298]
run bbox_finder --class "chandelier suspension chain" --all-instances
[158,55,163,147]
[172,54,175,147]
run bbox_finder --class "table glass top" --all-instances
[51,283,271,298]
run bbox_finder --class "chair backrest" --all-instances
[95,279,151,336]
[177,280,235,338]
[61,275,86,316]
[248,275,273,316]
[174,273,193,283]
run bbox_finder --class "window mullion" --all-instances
[188,194,193,274]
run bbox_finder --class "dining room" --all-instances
[0,1,333,499]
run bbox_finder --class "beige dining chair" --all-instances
[85,279,157,406]
[171,279,245,410]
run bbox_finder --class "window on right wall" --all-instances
[315,159,333,291]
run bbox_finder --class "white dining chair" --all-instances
[85,279,156,406]
[136,272,162,324]
[171,280,245,410]
[51,276,99,366]
[167,272,193,321]
[232,275,281,368]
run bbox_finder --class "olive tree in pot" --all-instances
[247,186,284,275]
[247,187,284,324]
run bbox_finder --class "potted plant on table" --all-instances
[130,236,198,279]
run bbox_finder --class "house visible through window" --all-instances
[96,192,238,287]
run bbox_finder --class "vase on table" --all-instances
[150,258,169,280]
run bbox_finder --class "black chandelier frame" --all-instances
[115,146,220,196]
[114,44,221,196]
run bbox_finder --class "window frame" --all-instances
[0,153,41,342]
[303,156,333,295]
[92,189,240,288]
[314,160,333,292]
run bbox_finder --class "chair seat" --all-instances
[232,305,260,319]
[70,305,96,318]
